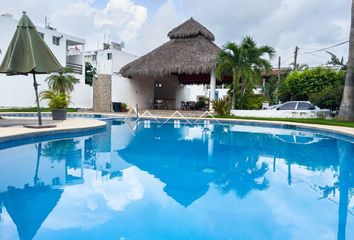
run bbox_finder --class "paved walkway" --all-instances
[0,118,106,142]
[0,117,60,127]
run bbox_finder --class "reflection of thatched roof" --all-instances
[120,18,220,78]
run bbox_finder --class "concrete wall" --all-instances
[133,76,155,109]
[0,14,92,109]
[93,74,112,112]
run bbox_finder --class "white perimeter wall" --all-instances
[231,110,331,119]
[0,15,92,109]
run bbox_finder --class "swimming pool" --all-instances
[0,120,353,239]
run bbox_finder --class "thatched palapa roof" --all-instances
[120,18,220,78]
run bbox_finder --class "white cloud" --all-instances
[125,0,183,55]
[94,0,147,40]
[0,0,351,66]
[175,0,351,66]
[0,0,148,50]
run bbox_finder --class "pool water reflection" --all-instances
[0,120,353,240]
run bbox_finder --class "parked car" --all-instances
[232,101,331,119]
[267,101,320,111]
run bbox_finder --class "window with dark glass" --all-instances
[52,36,60,46]
[297,102,311,110]
[107,53,112,60]
[278,102,297,110]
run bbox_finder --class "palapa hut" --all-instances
[120,18,220,109]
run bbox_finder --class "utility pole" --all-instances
[294,46,299,70]
[277,56,281,83]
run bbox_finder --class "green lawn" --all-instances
[0,107,78,112]
[214,115,354,128]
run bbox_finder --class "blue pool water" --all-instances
[0,120,353,240]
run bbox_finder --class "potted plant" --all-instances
[40,90,70,120]
[121,103,128,112]
[42,67,79,120]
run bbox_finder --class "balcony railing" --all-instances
[66,62,83,75]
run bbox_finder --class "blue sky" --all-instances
[1,0,351,67]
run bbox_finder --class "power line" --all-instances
[280,55,293,65]
[300,41,349,54]
[306,53,329,60]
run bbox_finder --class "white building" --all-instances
[85,42,144,108]
[0,13,92,109]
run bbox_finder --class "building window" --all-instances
[38,32,44,39]
[107,53,112,60]
[52,36,60,46]
[92,54,97,61]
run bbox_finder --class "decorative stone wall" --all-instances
[93,74,112,112]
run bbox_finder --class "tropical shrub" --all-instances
[278,67,345,102]
[212,97,231,116]
[309,82,344,111]
[263,76,280,105]
[40,90,70,109]
[235,90,265,110]
[85,62,96,86]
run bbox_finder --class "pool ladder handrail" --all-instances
[124,104,139,123]
[193,111,226,126]
[124,104,140,136]
[159,111,193,127]
[134,110,161,124]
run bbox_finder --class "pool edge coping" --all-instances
[1,112,353,140]
[0,118,107,144]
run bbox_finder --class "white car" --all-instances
[268,101,320,111]
[231,101,331,118]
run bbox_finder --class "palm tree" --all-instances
[338,0,354,120]
[214,152,269,198]
[45,67,79,95]
[289,62,308,71]
[216,36,275,109]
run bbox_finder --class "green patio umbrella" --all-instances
[0,11,62,126]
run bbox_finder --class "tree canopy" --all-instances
[278,67,345,110]
[216,36,275,109]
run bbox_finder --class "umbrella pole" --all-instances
[32,73,42,126]
[34,142,42,185]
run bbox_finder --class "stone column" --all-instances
[93,74,112,112]
[209,67,216,111]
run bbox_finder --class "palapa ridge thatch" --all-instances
[167,17,215,41]
[120,18,220,78]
